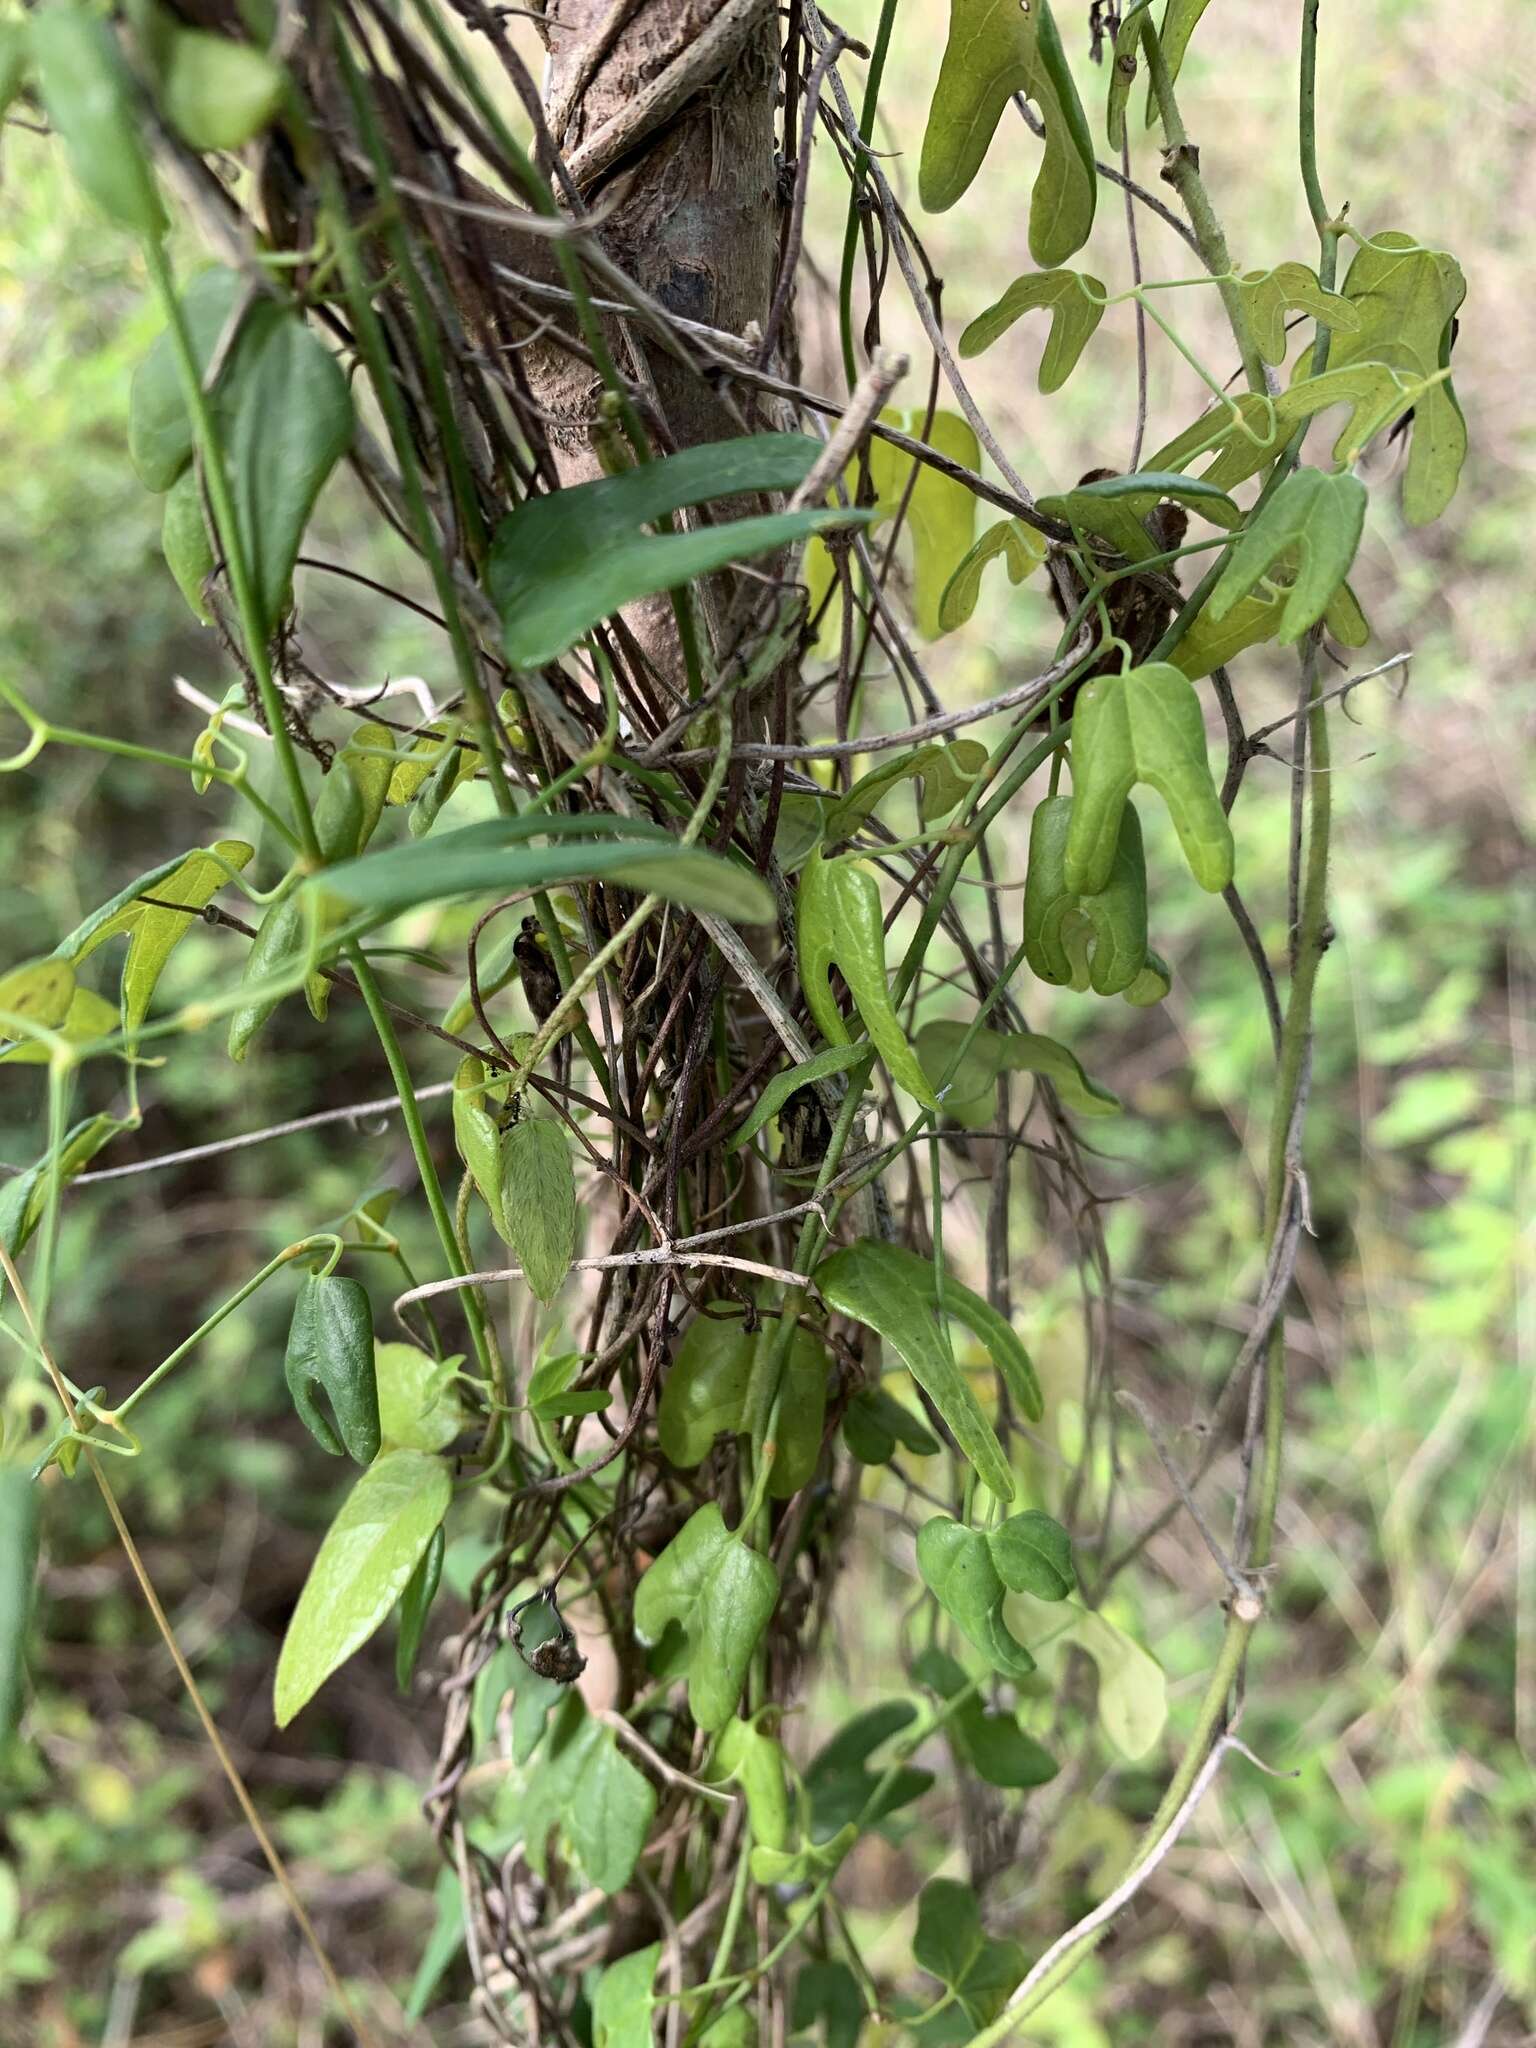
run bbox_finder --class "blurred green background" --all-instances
[1,1,1530,2042]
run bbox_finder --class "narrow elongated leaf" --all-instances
[1209,468,1367,643]
[0,1467,39,1742]
[726,1044,863,1155]
[395,1522,444,1691]
[842,1385,940,1464]
[916,1019,1122,1121]
[938,518,1048,633]
[161,468,215,620]
[816,1240,1016,1497]
[1105,0,1154,146]
[1142,0,1214,125]
[1064,662,1233,895]
[319,817,777,927]
[283,1271,380,1464]
[796,850,938,1108]
[959,270,1106,391]
[489,436,863,666]
[274,1448,451,1723]
[632,1504,777,1732]
[31,6,166,235]
[501,1116,576,1304]
[453,1056,508,1237]
[920,0,1096,269]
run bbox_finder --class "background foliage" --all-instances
[0,2,1530,2044]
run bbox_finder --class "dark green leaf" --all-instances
[911,1647,1057,1789]
[489,436,864,667]
[1209,467,1367,643]
[794,1962,865,2048]
[1064,662,1233,895]
[274,1448,451,1724]
[919,0,1096,270]
[990,1509,1074,1598]
[319,815,777,928]
[914,1878,1026,2024]
[916,1018,1122,1121]
[395,1522,444,1691]
[796,850,937,1108]
[958,269,1106,390]
[31,6,166,235]
[657,1313,754,1467]
[283,1271,379,1464]
[805,1702,933,1836]
[841,1384,941,1465]
[501,1115,576,1304]
[725,1044,863,1155]
[632,1504,777,1732]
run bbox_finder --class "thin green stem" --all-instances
[837,0,898,392]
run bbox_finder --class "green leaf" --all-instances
[223,308,354,639]
[1209,468,1367,644]
[824,739,988,843]
[1039,469,1240,566]
[1105,0,1154,147]
[959,269,1106,391]
[565,1721,658,1893]
[1012,1594,1168,1757]
[489,435,864,667]
[161,27,283,151]
[1142,0,1214,126]
[725,1044,863,1156]
[912,1646,1057,1789]
[803,1703,933,1837]
[405,1868,466,2022]
[376,1341,469,1454]
[816,1239,1021,1498]
[657,1313,754,1467]
[501,1116,576,1304]
[714,1715,791,1852]
[56,839,254,1037]
[283,1271,380,1464]
[1122,947,1172,1006]
[938,519,1048,633]
[749,1824,860,1889]
[873,411,982,639]
[1152,367,1418,499]
[749,1321,831,1499]
[161,468,215,620]
[1173,567,1370,678]
[130,269,261,491]
[916,1517,1035,1676]
[31,6,166,236]
[274,1448,451,1724]
[794,1962,865,2048]
[990,1509,1074,1598]
[919,0,1096,270]
[632,1503,777,1733]
[0,986,120,1066]
[592,1943,661,2048]
[0,1467,39,1744]
[395,1522,444,1691]
[1022,793,1149,998]
[226,891,319,1061]
[916,1019,1122,1122]
[1293,229,1466,524]
[796,850,937,1108]
[319,814,777,928]
[0,959,76,1037]
[913,1878,1026,2024]
[1065,662,1233,895]
[1,1115,131,1293]
[453,1056,508,1236]
[841,1385,940,1465]
[1237,261,1362,367]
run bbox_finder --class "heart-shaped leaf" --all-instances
[796,850,937,1107]
[521,1693,657,1893]
[959,269,1106,391]
[657,1314,755,1467]
[1064,662,1233,895]
[592,1943,661,2048]
[1209,467,1368,644]
[160,27,284,152]
[632,1504,777,1732]
[920,0,1096,270]
[274,1448,451,1724]
[489,435,864,667]
[937,519,1048,633]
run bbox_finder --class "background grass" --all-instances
[0,2,1530,2042]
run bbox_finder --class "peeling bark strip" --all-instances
[529,0,781,468]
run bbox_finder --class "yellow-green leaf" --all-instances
[959,269,1106,391]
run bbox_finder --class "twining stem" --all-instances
[837,0,898,392]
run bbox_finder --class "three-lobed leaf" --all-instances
[1064,662,1234,895]
[274,1448,451,1724]
[796,850,937,1108]
[920,0,1096,270]
[913,1878,1026,2025]
[938,518,1048,633]
[633,1503,777,1732]
[376,1342,468,1454]
[959,269,1106,392]
[1209,467,1368,645]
